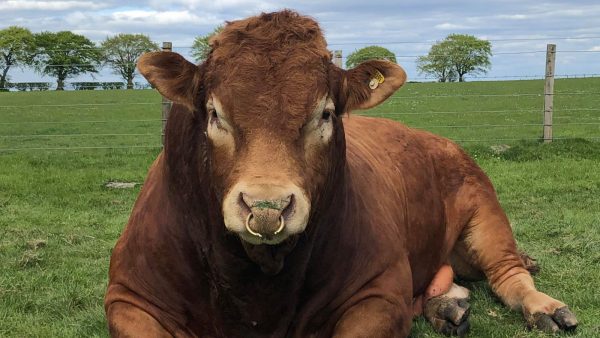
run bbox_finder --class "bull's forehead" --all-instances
[204,10,332,133]
[210,57,329,133]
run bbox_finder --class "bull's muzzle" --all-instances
[240,192,293,239]
[222,183,310,245]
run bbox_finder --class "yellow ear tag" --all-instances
[369,70,385,89]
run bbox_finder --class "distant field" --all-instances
[0,79,599,337]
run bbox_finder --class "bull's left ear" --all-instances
[137,51,201,111]
[343,60,407,112]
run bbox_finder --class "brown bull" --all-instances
[105,10,577,337]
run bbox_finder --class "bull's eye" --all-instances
[205,98,234,153]
[208,109,221,127]
[321,110,332,121]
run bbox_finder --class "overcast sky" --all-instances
[2,0,600,84]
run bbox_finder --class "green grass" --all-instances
[0,90,163,149]
[0,79,599,337]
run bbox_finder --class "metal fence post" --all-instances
[543,44,555,143]
[161,42,173,146]
[333,50,343,68]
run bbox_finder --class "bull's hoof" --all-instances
[424,291,471,337]
[527,306,578,333]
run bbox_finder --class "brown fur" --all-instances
[105,10,575,337]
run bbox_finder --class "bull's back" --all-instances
[343,115,467,294]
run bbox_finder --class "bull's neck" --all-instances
[194,159,347,335]
[162,115,349,334]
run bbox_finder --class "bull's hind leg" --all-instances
[459,197,578,333]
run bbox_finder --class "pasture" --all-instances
[0,78,599,337]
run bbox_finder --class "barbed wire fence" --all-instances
[0,37,599,152]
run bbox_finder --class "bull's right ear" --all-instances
[137,52,201,111]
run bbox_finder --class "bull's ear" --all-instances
[343,60,406,112]
[137,51,201,111]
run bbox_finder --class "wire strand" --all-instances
[0,133,159,138]
[0,119,162,125]
[2,137,599,152]
[25,37,600,52]
[0,102,158,108]
[0,145,162,152]
[326,36,600,46]
[386,92,600,99]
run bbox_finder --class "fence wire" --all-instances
[1,38,599,152]
[24,35,600,52]
[11,49,600,69]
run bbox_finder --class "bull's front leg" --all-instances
[332,261,414,338]
[333,296,412,337]
[107,302,173,338]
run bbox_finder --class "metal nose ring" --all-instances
[244,214,285,237]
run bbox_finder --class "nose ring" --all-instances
[245,214,285,237]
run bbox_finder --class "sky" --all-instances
[1,0,600,85]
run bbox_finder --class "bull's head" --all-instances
[138,11,406,246]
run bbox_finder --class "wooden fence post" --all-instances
[543,44,555,143]
[161,42,173,145]
[333,50,343,68]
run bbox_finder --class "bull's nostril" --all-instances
[282,194,295,219]
[238,192,252,215]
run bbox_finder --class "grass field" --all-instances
[1,78,599,337]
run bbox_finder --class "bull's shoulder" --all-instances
[343,115,491,194]
[344,115,459,166]
[344,115,460,156]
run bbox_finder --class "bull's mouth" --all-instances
[240,234,299,275]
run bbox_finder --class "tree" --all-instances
[416,43,457,82]
[191,26,223,63]
[0,26,36,90]
[418,34,492,82]
[33,31,102,90]
[345,46,397,69]
[102,34,158,89]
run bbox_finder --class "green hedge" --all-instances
[100,82,125,90]
[4,81,134,91]
[71,82,99,90]
[71,82,126,90]
[8,82,52,91]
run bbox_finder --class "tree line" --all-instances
[189,28,493,82]
[1,25,226,91]
[346,34,492,82]
[1,25,492,92]
[0,26,158,91]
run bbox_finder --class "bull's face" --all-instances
[204,93,335,245]
[137,12,406,246]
